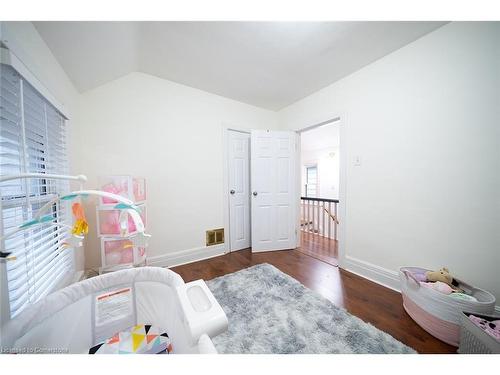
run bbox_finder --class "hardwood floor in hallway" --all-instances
[297,232,338,266]
[171,248,456,354]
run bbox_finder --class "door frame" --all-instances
[222,125,251,253]
[295,114,347,268]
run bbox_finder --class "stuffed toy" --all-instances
[426,267,454,286]
[426,267,464,293]
[420,281,454,294]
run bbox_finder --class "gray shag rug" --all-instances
[206,263,416,354]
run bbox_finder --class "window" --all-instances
[305,166,318,198]
[0,63,72,319]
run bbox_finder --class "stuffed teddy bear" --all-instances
[426,267,454,285]
[426,267,464,293]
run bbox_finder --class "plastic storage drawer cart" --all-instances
[101,237,146,268]
[99,175,146,204]
[399,267,496,346]
[97,175,148,273]
[458,312,500,354]
[97,204,147,236]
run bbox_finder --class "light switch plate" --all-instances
[353,155,362,166]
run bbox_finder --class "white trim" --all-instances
[147,244,226,268]
[222,126,231,253]
[296,117,341,133]
[343,255,401,292]
[295,132,301,248]
[337,112,348,268]
[0,47,69,119]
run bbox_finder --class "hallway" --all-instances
[297,231,338,266]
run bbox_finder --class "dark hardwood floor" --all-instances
[297,232,338,266]
[172,248,456,354]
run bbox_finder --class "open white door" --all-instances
[227,130,251,251]
[251,130,297,252]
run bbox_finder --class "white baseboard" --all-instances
[343,255,401,292]
[147,244,226,268]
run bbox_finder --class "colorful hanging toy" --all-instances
[71,202,89,236]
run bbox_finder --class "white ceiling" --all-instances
[34,21,446,110]
[301,121,340,152]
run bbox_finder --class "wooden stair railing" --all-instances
[300,197,339,240]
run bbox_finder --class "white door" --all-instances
[228,130,251,251]
[251,130,297,252]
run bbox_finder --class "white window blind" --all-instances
[0,63,72,318]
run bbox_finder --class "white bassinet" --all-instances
[2,267,228,354]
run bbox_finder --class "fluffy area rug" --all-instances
[206,263,416,354]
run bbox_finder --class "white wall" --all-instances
[0,22,84,274]
[279,22,500,302]
[301,147,340,200]
[0,22,79,114]
[73,72,278,268]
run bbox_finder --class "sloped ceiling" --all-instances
[34,21,446,110]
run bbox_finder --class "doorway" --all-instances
[296,119,340,266]
[224,129,297,253]
[224,124,341,262]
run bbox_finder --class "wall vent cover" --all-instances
[206,228,224,246]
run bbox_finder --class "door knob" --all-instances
[253,191,258,196]
[230,189,235,195]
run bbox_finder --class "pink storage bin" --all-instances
[97,204,146,236]
[99,176,146,204]
[102,238,146,268]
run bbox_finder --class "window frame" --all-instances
[0,61,72,323]
[305,165,318,198]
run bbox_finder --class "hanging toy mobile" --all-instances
[0,173,151,264]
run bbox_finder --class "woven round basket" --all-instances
[399,266,496,346]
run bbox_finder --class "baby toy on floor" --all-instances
[412,267,475,299]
